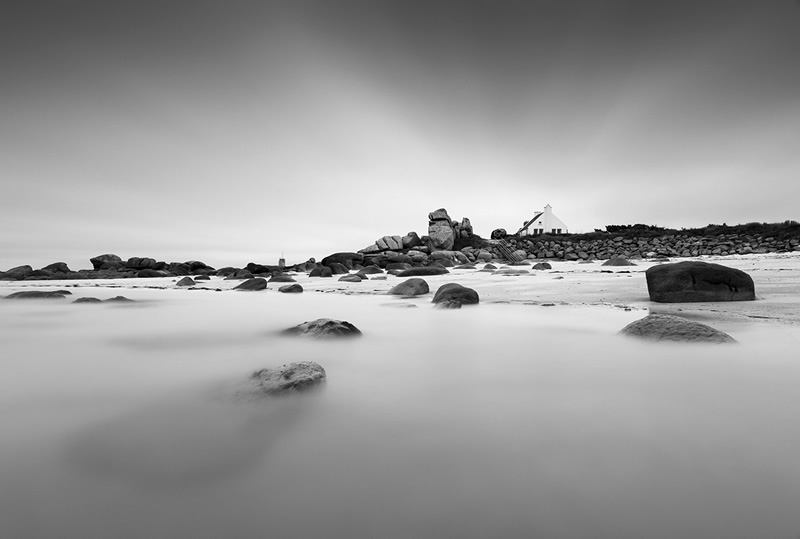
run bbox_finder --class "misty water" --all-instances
[2,284,800,539]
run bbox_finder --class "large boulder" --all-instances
[619,313,736,343]
[431,283,479,306]
[90,254,123,270]
[175,276,195,287]
[388,278,430,296]
[309,266,333,278]
[427,208,455,251]
[126,257,158,270]
[278,283,304,293]
[402,231,422,249]
[491,228,507,240]
[233,277,267,291]
[41,262,71,273]
[282,318,362,338]
[0,265,33,280]
[240,362,327,397]
[646,261,755,302]
[321,252,364,269]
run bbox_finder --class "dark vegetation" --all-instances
[556,220,800,241]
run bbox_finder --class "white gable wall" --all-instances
[521,204,568,235]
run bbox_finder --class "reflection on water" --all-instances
[1,288,800,539]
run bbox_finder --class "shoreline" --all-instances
[4,252,799,329]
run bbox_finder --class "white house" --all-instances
[518,204,568,236]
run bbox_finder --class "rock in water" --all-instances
[388,278,430,296]
[396,265,449,277]
[338,274,362,282]
[645,261,755,302]
[4,290,68,299]
[278,283,303,293]
[176,276,195,287]
[282,318,362,338]
[619,313,736,343]
[243,362,327,396]
[602,257,636,266]
[431,283,479,306]
[233,277,267,291]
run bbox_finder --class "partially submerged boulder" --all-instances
[282,318,362,338]
[4,290,69,299]
[233,277,267,291]
[396,265,449,277]
[241,361,327,397]
[388,278,430,296]
[602,257,636,266]
[646,261,755,302]
[278,283,303,293]
[176,276,195,287]
[431,283,479,306]
[338,274,363,282]
[619,313,736,343]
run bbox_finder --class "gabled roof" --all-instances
[515,212,544,235]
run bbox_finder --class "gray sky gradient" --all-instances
[2,0,799,270]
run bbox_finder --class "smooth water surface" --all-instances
[1,286,800,539]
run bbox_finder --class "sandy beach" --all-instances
[2,252,800,539]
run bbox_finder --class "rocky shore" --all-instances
[2,208,798,282]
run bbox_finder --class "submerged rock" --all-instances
[241,361,327,397]
[73,297,103,303]
[176,277,195,287]
[532,262,552,270]
[233,277,267,291]
[278,283,304,293]
[4,290,69,299]
[646,261,755,302]
[396,265,449,277]
[431,283,479,306]
[619,313,736,343]
[338,274,363,282]
[105,296,134,302]
[388,278,429,296]
[282,318,362,338]
[602,257,636,266]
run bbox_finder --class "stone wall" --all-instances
[488,233,800,261]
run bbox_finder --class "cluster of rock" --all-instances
[360,208,473,254]
[490,233,799,261]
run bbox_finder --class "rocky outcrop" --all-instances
[0,265,34,280]
[619,314,736,343]
[240,361,327,397]
[645,261,755,302]
[426,208,456,251]
[90,254,123,270]
[282,318,362,338]
[388,278,430,296]
[431,283,479,306]
[321,252,364,269]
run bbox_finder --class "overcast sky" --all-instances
[2,0,799,270]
